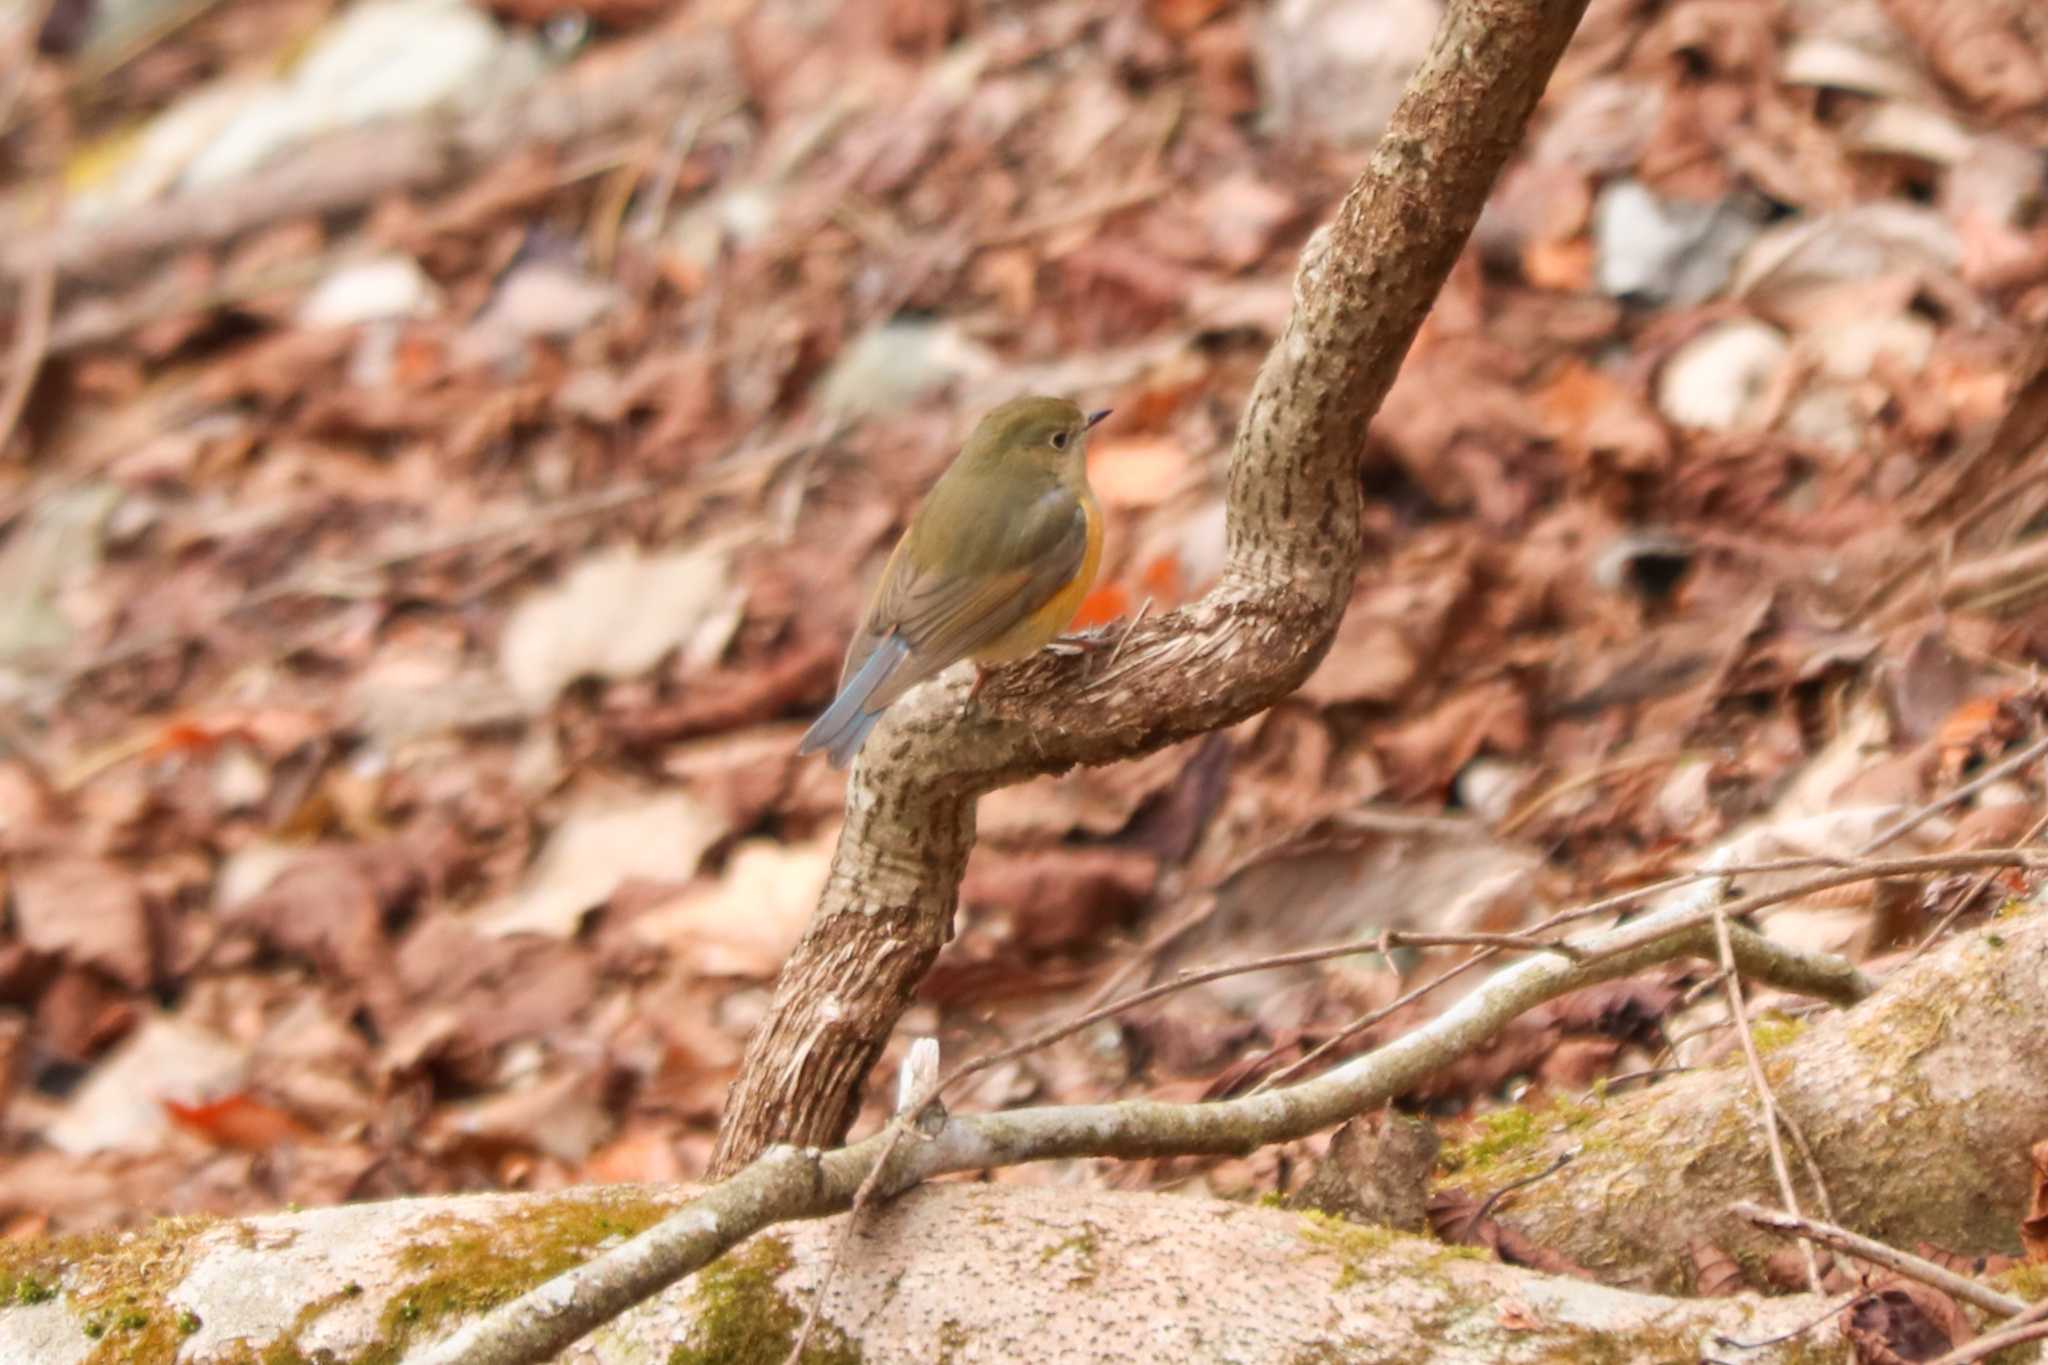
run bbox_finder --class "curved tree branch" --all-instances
[711,0,1600,1176]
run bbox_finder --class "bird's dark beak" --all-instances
[1085,409,1112,430]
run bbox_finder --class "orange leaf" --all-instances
[148,719,227,757]
[1070,582,1130,631]
[1140,551,1184,604]
[1087,437,1190,509]
[1934,697,2005,754]
[163,1093,315,1151]
[1147,0,1230,36]
[1523,236,1592,292]
[1533,358,1619,437]
[393,333,446,385]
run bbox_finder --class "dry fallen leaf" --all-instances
[1689,1240,1745,1297]
[44,1016,249,1157]
[10,858,154,991]
[2023,1137,2048,1262]
[628,832,833,976]
[435,1066,615,1164]
[1843,1282,1971,1364]
[499,540,745,711]
[478,792,730,939]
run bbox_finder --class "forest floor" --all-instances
[0,0,2044,1279]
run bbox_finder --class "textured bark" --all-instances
[710,0,1598,1176]
[1438,901,2048,1291]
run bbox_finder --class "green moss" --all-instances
[1036,1224,1103,1287]
[1749,1014,1805,1055]
[1438,1107,1542,1174]
[1438,1095,1601,1179]
[1992,1260,2048,1302]
[0,1213,220,1365]
[0,1191,695,1363]
[5,1273,55,1306]
[351,1190,676,1364]
[1285,1340,1393,1364]
[1847,964,1961,1067]
[1295,1209,1401,1291]
[667,1234,860,1365]
[244,1277,370,1362]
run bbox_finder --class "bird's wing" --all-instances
[851,485,1089,713]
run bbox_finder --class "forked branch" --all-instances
[711,0,1602,1177]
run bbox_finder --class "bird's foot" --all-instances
[1045,625,1116,657]
[966,662,994,701]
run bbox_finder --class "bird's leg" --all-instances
[966,662,993,701]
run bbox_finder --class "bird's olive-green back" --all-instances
[838,396,1097,703]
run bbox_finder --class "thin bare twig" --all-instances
[1569,850,2043,972]
[1078,840,1797,1034]
[1855,731,2048,856]
[1257,851,1965,1092]
[1105,596,1153,671]
[1906,803,2048,966]
[0,234,56,461]
[1251,949,1497,1093]
[975,180,1169,247]
[1711,1291,1867,1353]
[1731,1202,2030,1320]
[1715,908,1821,1294]
[1601,1065,1693,1092]
[1778,1108,1838,1225]
[1465,1149,1575,1236]
[939,924,1601,1119]
[1925,1299,2048,1365]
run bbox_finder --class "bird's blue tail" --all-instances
[798,635,911,768]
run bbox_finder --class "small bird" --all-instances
[799,396,1112,767]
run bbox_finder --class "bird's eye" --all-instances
[1050,431,1069,450]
